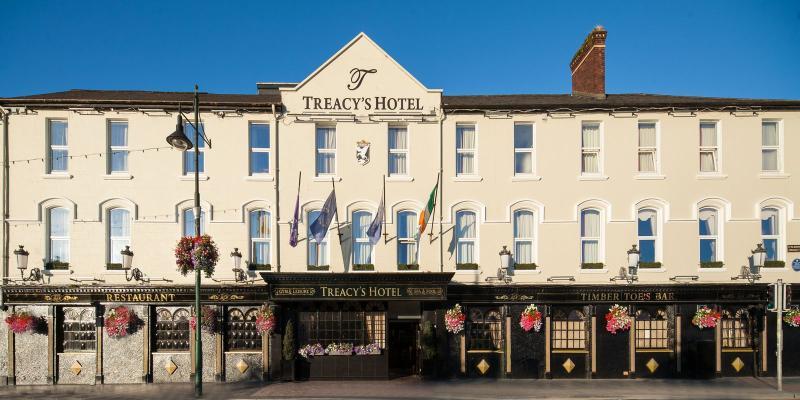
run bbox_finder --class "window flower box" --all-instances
[307,265,330,271]
[764,260,785,269]
[700,261,724,269]
[456,263,479,270]
[247,263,271,271]
[106,263,124,270]
[397,264,419,271]
[639,261,662,269]
[581,262,604,270]
[514,263,538,270]
[352,264,374,271]
[45,261,69,270]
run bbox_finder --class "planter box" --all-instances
[307,265,330,271]
[352,264,374,271]
[397,264,419,271]
[281,359,295,381]
[700,261,724,269]
[456,263,479,270]
[581,262,604,269]
[514,263,538,270]
[248,263,272,271]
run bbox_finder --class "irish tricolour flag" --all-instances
[417,182,438,239]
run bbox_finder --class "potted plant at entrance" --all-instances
[420,320,438,379]
[281,319,296,381]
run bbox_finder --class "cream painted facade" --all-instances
[1,32,798,289]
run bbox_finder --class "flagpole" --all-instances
[293,170,302,243]
[382,175,388,244]
[428,172,439,243]
[331,177,342,242]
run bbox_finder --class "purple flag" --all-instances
[289,190,300,247]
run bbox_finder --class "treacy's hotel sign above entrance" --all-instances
[280,33,442,118]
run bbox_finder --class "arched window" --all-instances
[580,209,602,265]
[761,207,781,262]
[467,308,502,351]
[352,210,374,265]
[698,207,720,264]
[455,210,477,264]
[635,309,668,349]
[552,308,586,350]
[637,208,659,264]
[721,308,752,349]
[48,207,70,266]
[513,210,535,265]
[397,210,417,266]
[249,210,271,268]
[108,208,131,266]
[307,210,329,268]
[182,208,205,236]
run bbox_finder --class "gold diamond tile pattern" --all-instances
[236,359,250,374]
[69,360,82,376]
[476,359,490,375]
[562,358,575,374]
[731,357,745,372]
[165,359,178,376]
[646,358,659,373]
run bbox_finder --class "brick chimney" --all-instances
[570,26,607,98]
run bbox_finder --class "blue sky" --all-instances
[2,1,799,99]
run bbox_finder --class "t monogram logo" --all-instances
[347,68,377,90]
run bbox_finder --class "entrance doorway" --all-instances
[388,320,418,378]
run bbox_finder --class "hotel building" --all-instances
[0,28,798,384]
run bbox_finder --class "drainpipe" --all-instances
[272,104,281,272]
[439,109,444,273]
[1,108,8,308]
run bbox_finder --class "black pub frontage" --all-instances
[1,279,799,384]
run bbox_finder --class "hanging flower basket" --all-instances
[105,306,134,338]
[445,304,466,335]
[5,311,37,334]
[298,343,325,359]
[519,304,543,333]
[175,234,219,277]
[783,308,800,328]
[255,306,276,335]
[189,305,218,333]
[692,306,721,329]
[605,304,632,334]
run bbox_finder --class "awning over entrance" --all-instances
[260,272,453,301]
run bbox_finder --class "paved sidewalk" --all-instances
[0,377,797,400]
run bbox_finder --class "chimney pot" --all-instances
[570,26,607,98]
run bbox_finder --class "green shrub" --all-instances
[283,319,295,361]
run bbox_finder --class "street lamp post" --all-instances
[165,85,205,397]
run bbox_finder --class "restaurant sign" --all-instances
[2,287,270,305]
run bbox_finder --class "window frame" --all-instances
[47,119,69,174]
[698,207,722,264]
[388,125,409,177]
[761,120,783,173]
[580,208,604,266]
[580,121,603,176]
[182,121,206,176]
[307,209,330,268]
[181,208,206,237]
[512,209,536,265]
[455,124,477,176]
[636,121,660,175]
[315,125,337,176]
[248,122,271,176]
[107,207,132,267]
[760,207,783,262]
[455,209,479,265]
[699,120,721,174]
[47,207,70,263]
[396,210,418,266]
[107,120,129,174]
[637,208,661,264]
[513,122,536,176]
[351,210,375,266]
[248,209,271,267]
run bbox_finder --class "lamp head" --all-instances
[230,247,243,269]
[120,245,134,270]
[751,243,767,269]
[165,113,192,150]
[499,245,512,269]
[14,245,29,270]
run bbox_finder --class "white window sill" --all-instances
[245,175,274,182]
[179,174,209,181]
[696,174,728,180]
[513,269,543,275]
[579,268,608,274]
[103,270,127,276]
[511,175,542,182]
[43,269,72,276]
[103,174,133,180]
[42,173,73,180]
[634,174,666,180]
[313,176,342,182]
[454,269,481,275]
[759,173,790,179]
[638,268,666,273]
[697,267,728,273]
[760,266,788,272]
[578,175,609,181]
[386,176,414,182]
[349,269,377,273]
[452,175,483,182]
